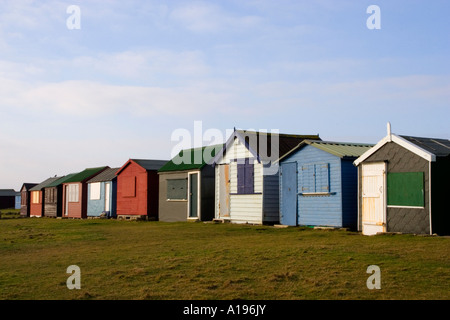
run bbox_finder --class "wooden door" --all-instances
[188,173,199,218]
[361,163,386,235]
[281,162,297,226]
[218,164,230,218]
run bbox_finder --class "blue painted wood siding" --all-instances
[280,145,343,227]
[87,181,115,217]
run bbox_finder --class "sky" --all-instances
[0,0,449,190]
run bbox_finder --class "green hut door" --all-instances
[188,173,199,219]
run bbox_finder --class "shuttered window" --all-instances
[167,179,187,200]
[68,184,79,202]
[123,176,136,197]
[237,158,254,194]
[387,172,424,207]
[45,188,55,203]
[300,163,330,193]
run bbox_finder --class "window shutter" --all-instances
[316,163,330,192]
[237,163,245,194]
[301,165,313,192]
[244,162,254,194]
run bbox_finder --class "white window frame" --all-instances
[90,182,101,200]
[68,184,79,202]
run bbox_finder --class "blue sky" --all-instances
[0,0,449,189]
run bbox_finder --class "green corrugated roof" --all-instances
[62,167,108,183]
[45,173,78,187]
[308,141,375,158]
[158,144,223,173]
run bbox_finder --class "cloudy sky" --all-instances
[0,0,449,189]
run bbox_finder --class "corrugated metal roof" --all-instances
[131,159,168,171]
[400,135,450,157]
[87,167,120,183]
[63,167,109,183]
[308,141,375,158]
[158,144,224,173]
[30,176,64,191]
[45,173,77,187]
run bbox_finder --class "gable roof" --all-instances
[354,127,449,166]
[30,176,64,191]
[20,183,38,192]
[87,167,120,183]
[213,129,321,164]
[62,166,109,183]
[280,140,375,162]
[116,159,168,175]
[158,144,224,173]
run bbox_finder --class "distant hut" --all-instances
[43,173,76,218]
[61,167,109,219]
[29,177,63,217]
[0,189,17,210]
[19,183,38,217]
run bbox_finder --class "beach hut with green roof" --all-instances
[43,173,76,218]
[61,166,109,218]
[158,144,223,222]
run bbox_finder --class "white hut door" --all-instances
[361,162,386,235]
[218,164,230,218]
[105,183,110,212]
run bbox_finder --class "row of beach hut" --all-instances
[16,124,450,236]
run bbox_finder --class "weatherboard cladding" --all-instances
[20,183,38,217]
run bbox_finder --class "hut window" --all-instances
[46,188,55,203]
[31,191,40,204]
[68,184,79,202]
[237,158,254,194]
[90,183,101,200]
[387,172,424,207]
[167,179,187,200]
[301,163,330,193]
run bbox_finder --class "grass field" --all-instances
[0,216,449,300]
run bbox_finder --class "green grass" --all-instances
[0,208,20,219]
[0,218,448,300]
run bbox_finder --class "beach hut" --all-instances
[19,183,38,217]
[354,124,450,235]
[62,166,109,219]
[43,173,76,218]
[115,159,168,220]
[15,192,21,210]
[158,145,222,222]
[0,189,17,209]
[212,129,321,224]
[278,140,374,229]
[29,177,63,217]
[86,167,119,218]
